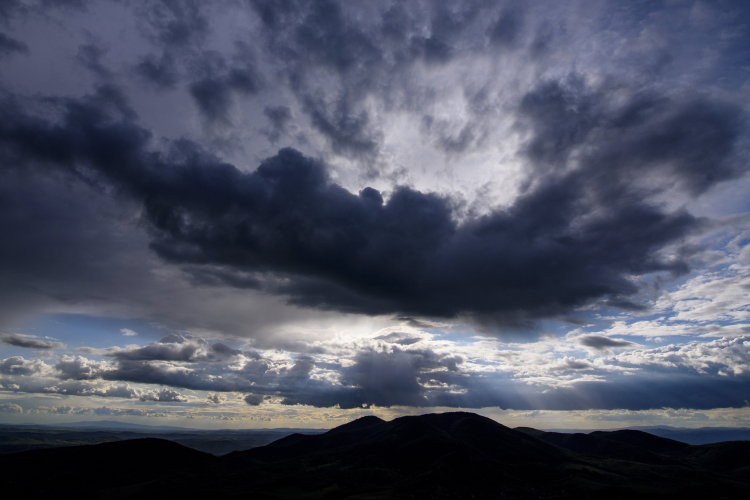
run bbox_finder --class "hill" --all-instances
[1,411,749,499]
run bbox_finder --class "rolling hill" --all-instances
[1,411,748,499]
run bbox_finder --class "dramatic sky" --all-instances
[1,0,749,430]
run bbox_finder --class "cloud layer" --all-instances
[0,81,743,322]
[0,0,749,421]
[2,331,749,412]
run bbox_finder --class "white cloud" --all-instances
[656,265,750,324]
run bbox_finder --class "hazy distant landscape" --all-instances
[2,412,749,499]
[0,421,324,455]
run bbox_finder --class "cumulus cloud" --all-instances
[1,333,749,412]
[207,392,225,404]
[139,387,188,402]
[0,356,50,376]
[0,402,22,412]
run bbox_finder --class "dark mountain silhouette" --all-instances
[515,427,691,464]
[2,412,749,499]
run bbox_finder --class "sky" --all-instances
[0,0,749,430]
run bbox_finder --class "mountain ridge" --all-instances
[2,411,749,499]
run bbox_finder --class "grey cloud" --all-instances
[142,0,209,50]
[0,402,22,412]
[3,335,750,411]
[244,0,531,160]
[0,0,88,23]
[577,335,635,352]
[0,0,748,417]
[2,334,65,350]
[0,359,187,401]
[134,53,179,89]
[55,356,107,380]
[262,105,293,144]
[79,333,243,363]
[0,32,27,57]
[517,79,747,194]
[188,49,264,123]
[243,393,263,405]
[92,384,139,399]
[301,92,381,157]
[28,340,464,410]
[260,0,383,75]
[1,87,744,323]
[132,1,265,124]
[139,387,188,402]
[550,357,594,371]
[207,392,225,404]
[135,0,210,53]
[131,1,209,89]
[76,43,111,79]
[0,356,49,376]
[374,332,422,346]
[487,6,523,47]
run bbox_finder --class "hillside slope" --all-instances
[1,412,749,499]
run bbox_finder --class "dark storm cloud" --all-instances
[1,334,64,350]
[0,84,746,322]
[243,393,263,406]
[517,79,747,194]
[577,335,635,352]
[0,33,27,57]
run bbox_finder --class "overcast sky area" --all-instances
[0,0,749,430]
